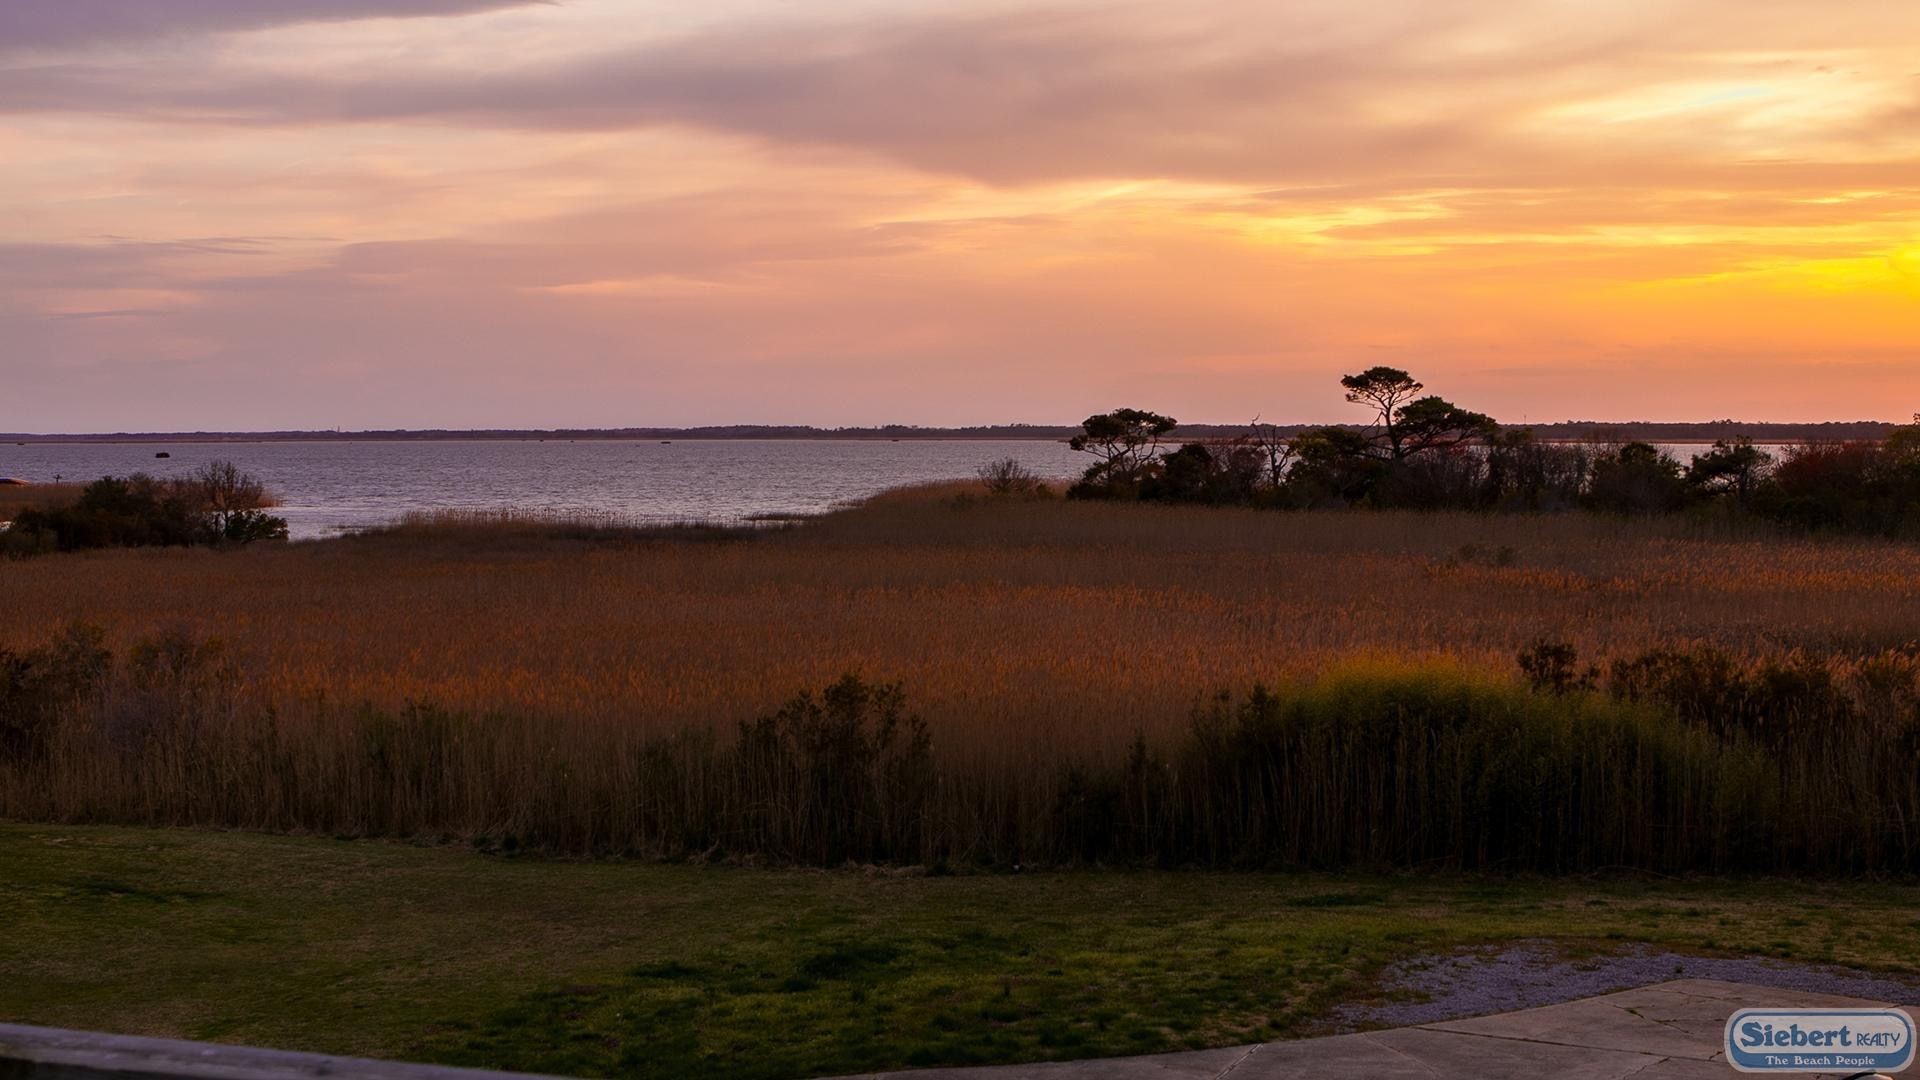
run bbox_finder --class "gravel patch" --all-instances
[1334,940,1920,1029]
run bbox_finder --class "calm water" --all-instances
[0,439,1779,541]
[0,440,1090,540]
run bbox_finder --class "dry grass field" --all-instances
[5,486,1916,737]
[0,482,81,522]
[4,486,1919,869]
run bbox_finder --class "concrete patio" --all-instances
[854,979,1918,1079]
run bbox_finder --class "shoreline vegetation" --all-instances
[1042,368,1920,537]
[0,420,1901,445]
[7,474,1920,874]
[0,461,286,554]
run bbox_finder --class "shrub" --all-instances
[1482,430,1590,511]
[1516,640,1597,695]
[0,624,111,760]
[1142,443,1264,505]
[1587,443,1691,514]
[1687,438,1773,506]
[1752,439,1920,535]
[734,674,933,863]
[1166,666,1749,870]
[1604,644,1856,746]
[976,458,1047,498]
[5,462,286,554]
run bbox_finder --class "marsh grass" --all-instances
[5,487,1920,871]
[0,482,82,522]
[344,509,768,553]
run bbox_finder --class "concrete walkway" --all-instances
[854,979,1918,1078]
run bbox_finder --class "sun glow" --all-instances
[5,0,1920,430]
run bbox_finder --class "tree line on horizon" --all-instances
[1030,367,1920,534]
[2,418,1898,445]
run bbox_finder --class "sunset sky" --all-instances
[4,0,1919,431]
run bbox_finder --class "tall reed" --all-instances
[4,628,1916,874]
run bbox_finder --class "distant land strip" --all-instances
[0,421,1898,444]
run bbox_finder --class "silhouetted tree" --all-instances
[1686,438,1772,506]
[1340,367,1425,460]
[1280,426,1384,506]
[1340,367,1496,467]
[1588,443,1691,514]
[1147,442,1264,505]
[1392,396,1498,459]
[185,460,272,536]
[1246,419,1298,491]
[1482,428,1590,511]
[1067,409,1176,498]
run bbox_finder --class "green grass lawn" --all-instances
[5,825,1920,1079]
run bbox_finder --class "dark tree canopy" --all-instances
[1393,396,1498,458]
[1067,408,1178,496]
[1341,367,1424,459]
[1340,368,1496,465]
[1686,438,1773,504]
[3,461,286,554]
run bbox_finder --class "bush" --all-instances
[1751,439,1920,535]
[734,674,933,863]
[1587,442,1692,514]
[976,458,1047,498]
[0,624,111,760]
[1516,640,1597,695]
[1162,665,1759,870]
[5,462,287,554]
[1142,443,1265,505]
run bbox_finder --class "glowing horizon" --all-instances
[3,0,1918,432]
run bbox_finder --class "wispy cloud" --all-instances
[0,0,546,53]
[2,0,1918,430]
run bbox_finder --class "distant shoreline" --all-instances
[0,420,1897,445]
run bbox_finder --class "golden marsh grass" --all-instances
[3,489,1915,743]
[5,487,1919,870]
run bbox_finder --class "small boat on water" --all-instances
[154,451,171,458]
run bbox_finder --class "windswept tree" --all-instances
[1340,367,1495,463]
[1392,396,1498,459]
[1340,367,1424,459]
[1067,408,1176,497]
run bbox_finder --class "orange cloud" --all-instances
[2,0,1917,430]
